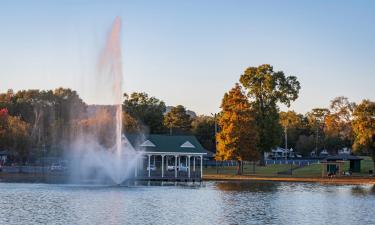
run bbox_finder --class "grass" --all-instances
[204,156,375,178]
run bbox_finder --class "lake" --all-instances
[0,181,374,225]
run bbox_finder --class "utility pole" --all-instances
[284,126,288,151]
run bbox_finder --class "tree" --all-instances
[239,64,300,164]
[295,135,316,156]
[76,108,116,149]
[164,105,192,135]
[216,84,258,174]
[352,99,375,170]
[306,108,330,154]
[123,92,166,133]
[192,115,216,152]
[279,110,302,150]
[325,96,356,152]
[122,111,141,133]
[0,108,30,163]
[6,115,30,162]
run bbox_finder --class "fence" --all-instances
[204,159,320,167]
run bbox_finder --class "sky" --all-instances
[0,0,374,115]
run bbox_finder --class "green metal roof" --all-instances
[125,134,207,154]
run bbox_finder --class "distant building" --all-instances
[265,147,301,159]
[322,154,362,175]
[338,147,351,155]
[0,150,10,165]
[310,149,329,158]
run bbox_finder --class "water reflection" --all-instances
[351,185,375,196]
[0,182,374,225]
[215,181,278,193]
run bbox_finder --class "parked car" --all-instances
[147,164,157,171]
[179,165,188,172]
[50,163,66,172]
[167,165,175,171]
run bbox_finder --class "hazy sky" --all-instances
[0,0,374,115]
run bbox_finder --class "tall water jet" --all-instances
[98,16,123,157]
[68,17,143,185]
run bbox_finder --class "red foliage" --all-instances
[0,108,9,121]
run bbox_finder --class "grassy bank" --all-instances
[203,156,374,179]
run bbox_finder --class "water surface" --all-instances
[0,181,374,225]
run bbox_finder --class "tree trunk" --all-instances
[237,160,242,175]
[372,148,375,175]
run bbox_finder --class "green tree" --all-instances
[279,110,303,150]
[306,108,330,154]
[164,105,192,135]
[192,115,216,152]
[239,64,300,164]
[295,135,316,156]
[123,92,166,133]
[216,84,258,174]
[325,96,356,152]
[352,99,375,170]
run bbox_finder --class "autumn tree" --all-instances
[122,111,141,133]
[352,99,375,170]
[0,108,30,163]
[239,64,300,164]
[216,84,258,174]
[76,108,115,149]
[164,105,192,135]
[123,92,166,133]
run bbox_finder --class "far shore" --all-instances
[203,174,375,185]
[1,172,375,185]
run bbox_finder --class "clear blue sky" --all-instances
[0,0,374,115]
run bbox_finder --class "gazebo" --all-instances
[125,134,207,180]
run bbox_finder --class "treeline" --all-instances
[1,64,374,170]
[215,64,374,174]
[0,89,216,164]
[0,88,86,162]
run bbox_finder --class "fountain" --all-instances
[67,17,143,185]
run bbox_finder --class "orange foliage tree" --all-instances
[216,84,258,174]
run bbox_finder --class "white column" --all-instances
[134,158,138,177]
[161,155,164,178]
[174,155,178,178]
[148,155,151,177]
[188,155,191,178]
[200,155,203,178]
[178,156,181,168]
[193,157,195,172]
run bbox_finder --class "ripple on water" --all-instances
[0,182,374,225]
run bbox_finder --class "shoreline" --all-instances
[1,172,375,185]
[203,174,375,185]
